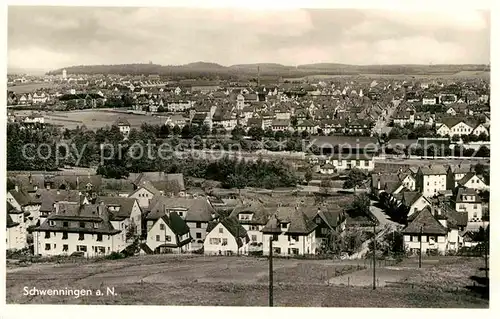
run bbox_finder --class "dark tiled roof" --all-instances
[9,189,33,206]
[230,202,270,225]
[206,216,248,247]
[160,212,190,236]
[457,172,484,186]
[402,207,448,235]
[147,197,215,222]
[419,165,447,175]
[6,213,19,228]
[36,203,120,235]
[262,206,317,235]
[36,189,82,212]
[97,196,138,219]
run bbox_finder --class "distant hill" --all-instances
[47,62,490,78]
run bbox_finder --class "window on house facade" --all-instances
[196,222,202,228]
[79,222,85,228]
[160,224,165,231]
[251,235,257,242]
[97,234,103,242]
[62,232,68,240]
[45,231,50,239]
[63,221,68,227]
[49,220,55,226]
[272,234,279,241]
[315,217,321,224]
[156,235,160,241]
[165,235,171,242]
[93,223,99,229]
[78,233,84,241]
[77,245,87,252]
[209,238,221,245]
[63,244,68,252]
[196,233,202,239]
[321,228,328,235]
[273,247,281,254]
[45,244,51,250]
[222,238,228,246]
[219,227,223,234]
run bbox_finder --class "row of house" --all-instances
[370,163,489,254]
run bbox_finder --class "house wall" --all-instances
[262,231,316,256]
[242,224,264,244]
[146,217,187,252]
[129,188,154,208]
[449,122,473,137]
[419,174,446,197]
[129,201,142,236]
[456,202,482,222]
[403,234,447,254]
[330,158,374,171]
[472,125,489,136]
[401,175,416,191]
[34,231,125,257]
[463,177,488,191]
[6,192,22,211]
[437,125,451,137]
[186,221,209,251]
[407,196,431,217]
[203,223,247,255]
[6,213,27,250]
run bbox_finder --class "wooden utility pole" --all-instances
[483,220,488,278]
[269,237,274,307]
[372,223,376,290]
[419,226,423,269]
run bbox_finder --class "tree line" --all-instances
[7,123,299,189]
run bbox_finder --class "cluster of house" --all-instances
[371,163,489,254]
[6,171,347,258]
[392,101,490,139]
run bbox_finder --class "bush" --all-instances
[106,252,125,260]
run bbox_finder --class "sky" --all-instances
[7,6,491,71]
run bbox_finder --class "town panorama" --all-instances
[6,6,490,309]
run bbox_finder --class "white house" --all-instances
[399,192,432,218]
[115,118,131,137]
[454,188,483,223]
[33,202,127,257]
[471,124,489,137]
[128,181,160,209]
[7,187,41,227]
[145,211,191,253]
[230,202,270,252]
[6,202,28,251]
[437,118,475,137]
[203,216,249,255]
[402,207,450,255]
[262,207,318,256]
[327,155,375,172]
[146,197,216,252]
[416,165,447,197]
[457,172,488,191]
[97,196,143,241]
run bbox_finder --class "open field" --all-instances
[12,109,167,130]
[6,255,487,307]
[7,83,58,94]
